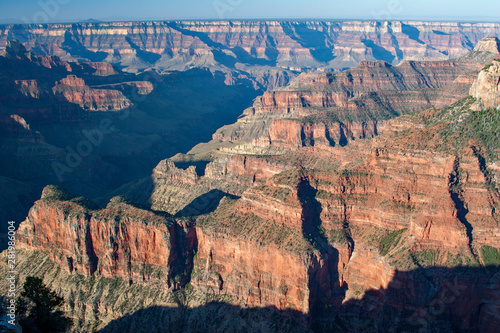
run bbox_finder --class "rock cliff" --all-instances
[53,75,131,111]
[2,20,500,90]
[0,39,260,246]
[197,41,497,153]
[17,187,186,285]
[470,59,500,110]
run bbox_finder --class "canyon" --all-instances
[0,39,259,248]
[1,22,500,333]
[1,20,500,89]
[0,21,498,64]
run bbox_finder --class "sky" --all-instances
[0,0,499,24]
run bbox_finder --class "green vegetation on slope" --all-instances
[481,245,500,266]
[429,97,500,160]
[378,229,406,256]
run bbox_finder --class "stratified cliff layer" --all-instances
[188,38,498,156]
[1,20,500,78]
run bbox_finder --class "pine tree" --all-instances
[17,277,72,333]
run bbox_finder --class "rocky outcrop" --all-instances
[145,155,289,215]
[469,37,500,110]
[17,194,180,285]
[470,59,500,110]
[53,75,131,111]
[83,61,119,76]
[14,79,41,98]
[473,36,500,53]
[210,47,495,151]
[343,247,396,293]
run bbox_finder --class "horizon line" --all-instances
[1,17,500,26]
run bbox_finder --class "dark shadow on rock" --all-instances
[402,23,425,45]
[338,125,348,147]
[95,265,500,333]
[280,22,335,63]
[167,221,198,290]
[96,303,310,333]
[85,223,99,275]
[296,177,346,314]
[125,37,162,64]
[361,40,396,63]
[324,128,336,147]
[175,190,239,218]
[297,177,329,253]
[314,265,500,333]
[448,158,475,256]
[61,30,108,62]
[211,49,238,68]
[433,30,451,36]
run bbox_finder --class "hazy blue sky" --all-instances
[0,0,499,24]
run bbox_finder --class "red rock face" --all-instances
[361,151,471,249]
[14,192,325,313]
[17,200,176,283]
[191,228,311,312]
[83,61,119,76]
[255,118,386,149]
[343,247,396,292]
[261,119,303,148]
[53,75,131,111]
[237,180,303,228]
[252,59,482,115]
